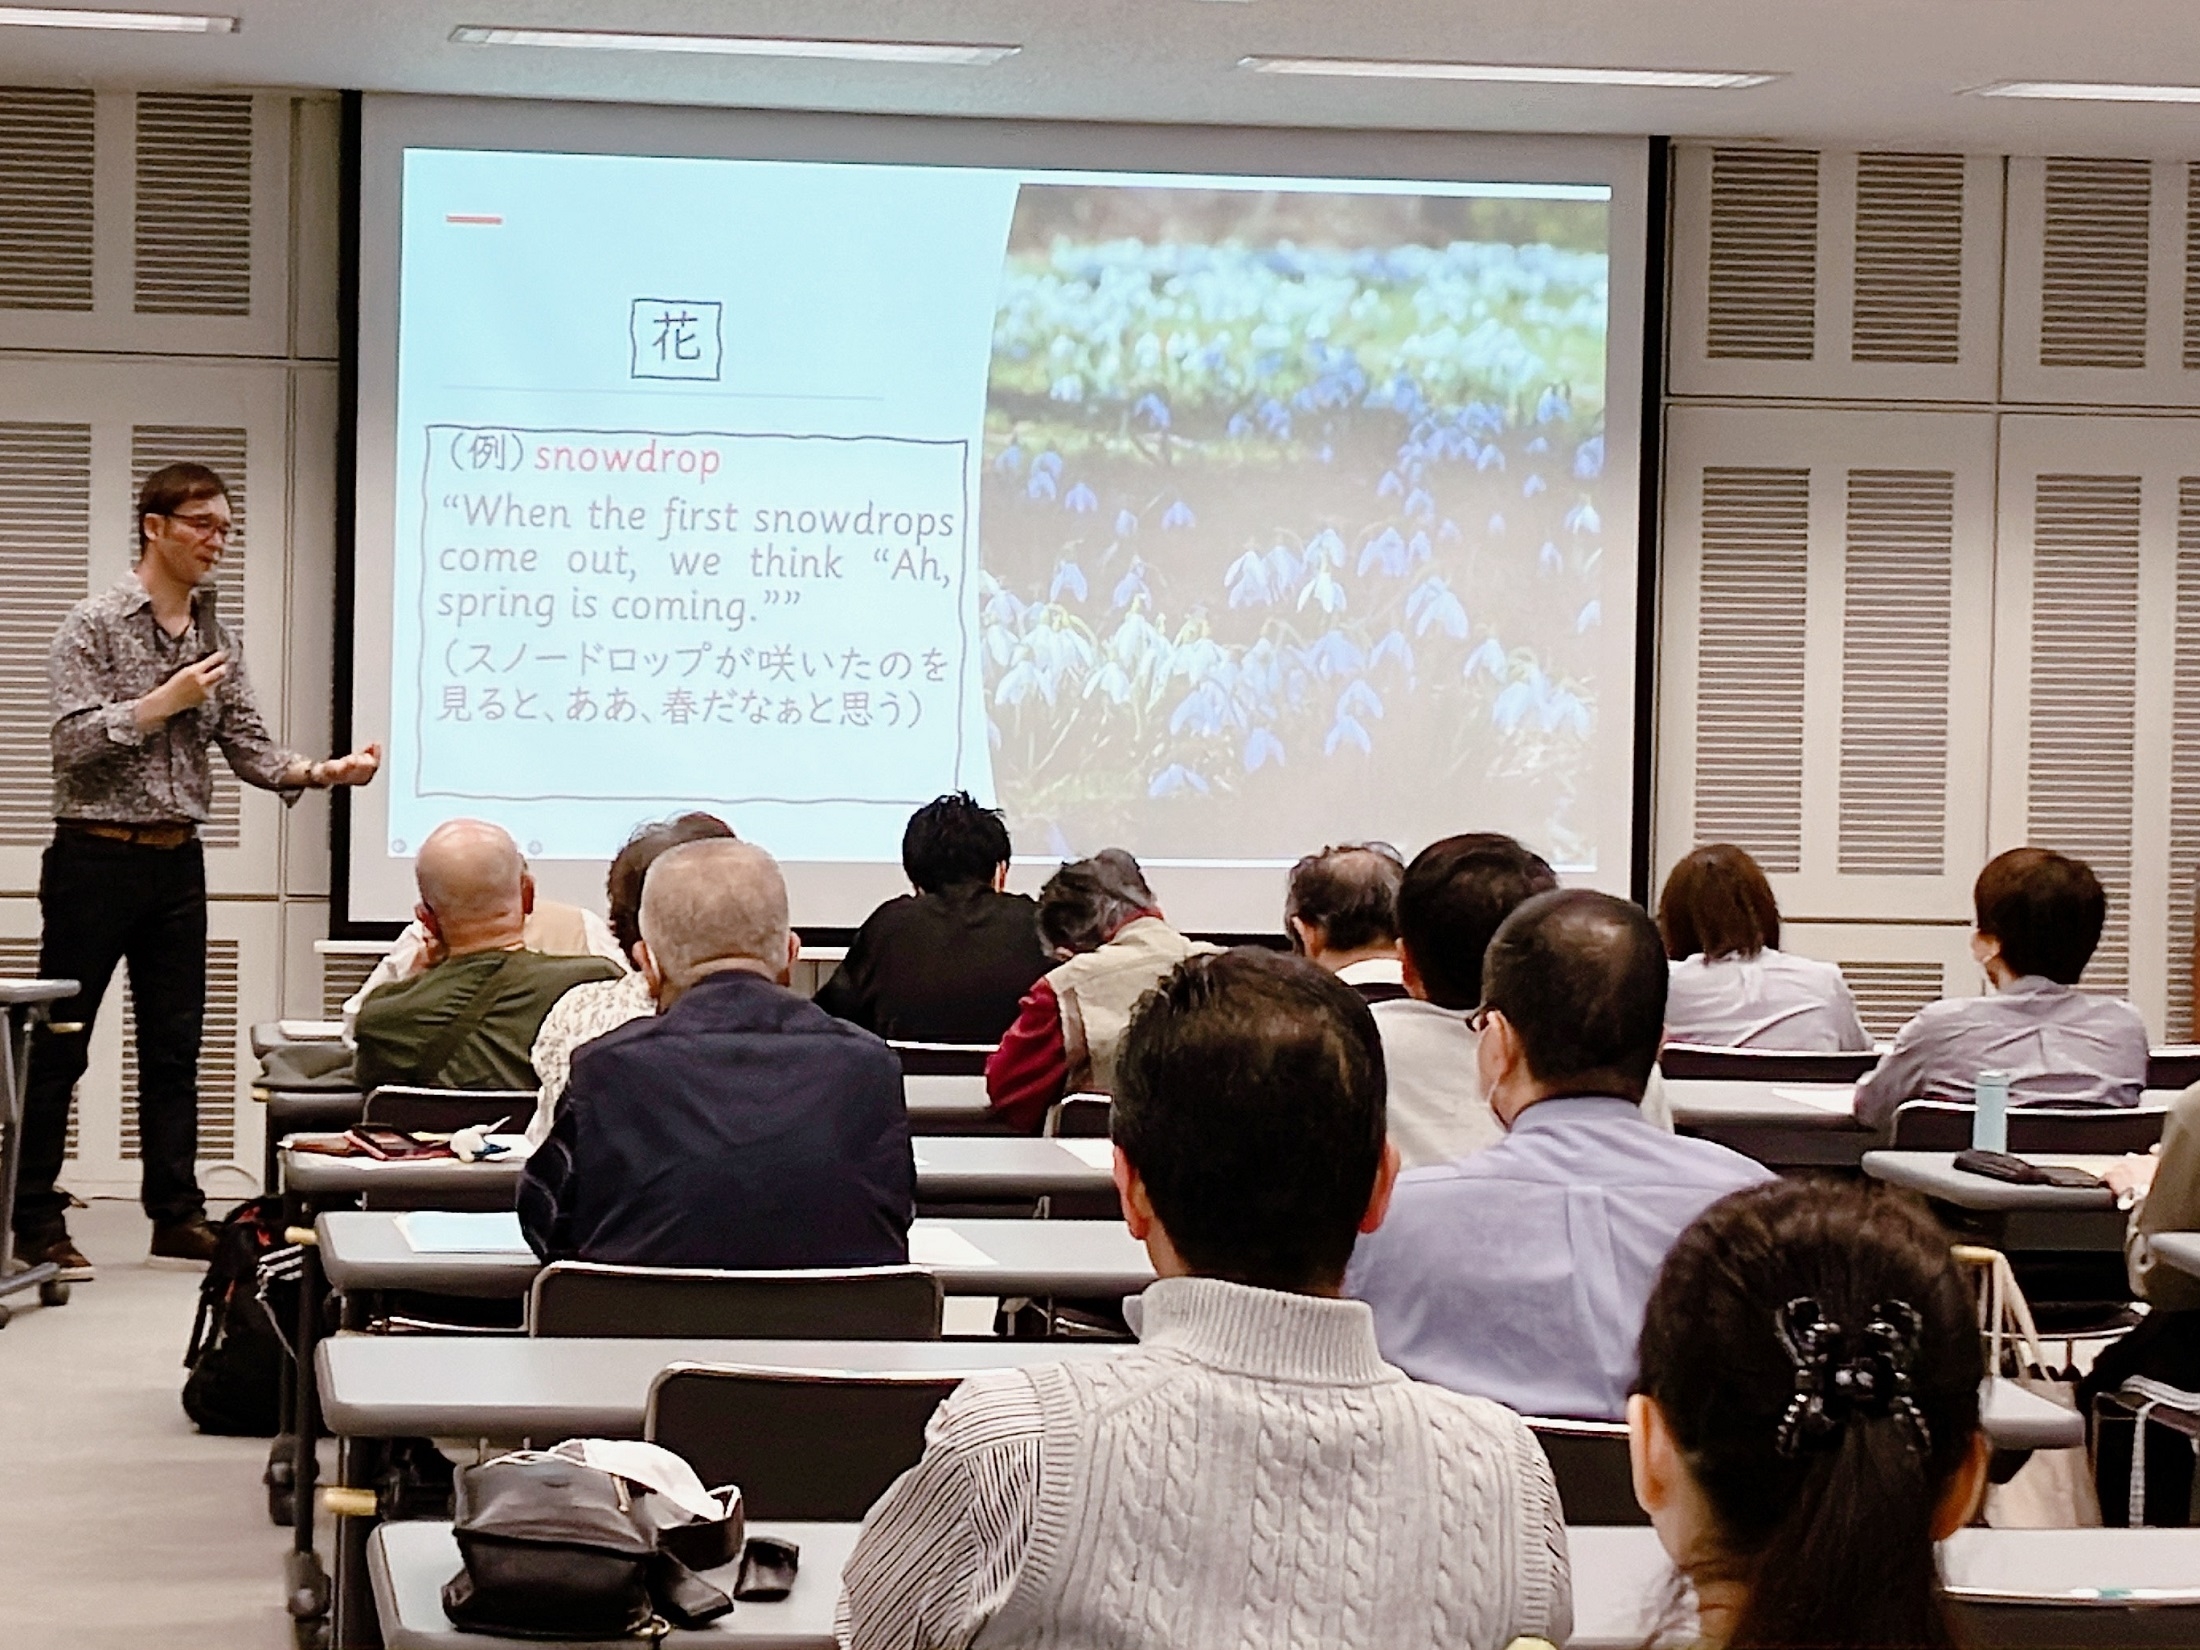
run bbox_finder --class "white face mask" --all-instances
[548,1437,732,1523]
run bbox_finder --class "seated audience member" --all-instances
[984,850,1216,1130]
[837,948,1571,1650]
[1630,1179,1988,1650]
[815,791,1049,1043]
[526,811,735,1143]
[1377,832,1557,1167]
[1347,889,1770,1420]
[1658,844,1870,1052]
[519,839,914,1267]
[1854,847,2149,1129]
[354,819,621,1093]
[1285,841,1409,1002]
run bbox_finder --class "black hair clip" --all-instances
[1773,1296,1933,1460]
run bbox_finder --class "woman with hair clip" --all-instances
[1628,1179,1992,1648]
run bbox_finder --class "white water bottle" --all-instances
[1973,1069,2011,1153]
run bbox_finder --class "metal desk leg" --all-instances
[283,1227,329,1649]
[0,1000,67,1325]
[330,1433,387,1650]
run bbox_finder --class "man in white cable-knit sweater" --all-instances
[837,946,1572,1650]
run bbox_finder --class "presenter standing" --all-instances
[14,464,382,1276]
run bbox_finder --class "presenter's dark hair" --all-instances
[136,462,228,557]
[1658,843,1782,962]
[1481,888,1665,1100]
[1974,846,2106,985]
[1285,842,1404,954]
[1112,947,1385,1292]
[1395,833,1557,1010]
[902,792,1012,894]
[607,812,736,957]
[1036,851,1156,955]
[1636,1179,1983,1650]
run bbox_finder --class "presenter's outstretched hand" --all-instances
[138,650,229,726]
[319,743,383,787]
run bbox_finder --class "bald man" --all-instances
[353,819,620,1093]
[518,839,915,1268]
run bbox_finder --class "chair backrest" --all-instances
[1044,1094,1113,1138]
[1889,1101,2167,1153]
[1527,1418,1648,1525]
[528,1261,943,1339]
[362,1085,535,1134]
[1658,1043,1881,1083]
[889,1041,994,1076]
[2148,1047,2200,1092]
[646,1364,963,1519]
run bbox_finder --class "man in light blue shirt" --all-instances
[1346,888,1771,1421]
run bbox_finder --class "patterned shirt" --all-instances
[50,575,303,825]
[526,969,657,1143]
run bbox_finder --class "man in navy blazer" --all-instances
[518,838,915,1268]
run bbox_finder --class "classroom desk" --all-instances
[901,1073,1000,1133]
[1662,1078,1875,1168]
[2146,1231,2200,1281]
[315,1212,1159,1303]
[283,1138,532,1201]
[251,1019,347,1057]
[1861,1151,2127,1250]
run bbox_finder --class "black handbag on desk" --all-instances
[440,1453,734,1639]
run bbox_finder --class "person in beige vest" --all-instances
[985,850,1216,1130]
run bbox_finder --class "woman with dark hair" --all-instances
[1657,844,1869,1052]
[1630,1178,1990,1649]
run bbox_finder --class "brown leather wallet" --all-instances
[66,821,196,849]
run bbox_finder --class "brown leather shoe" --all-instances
[149,1215,220,1265]
[16,1229,93,1280]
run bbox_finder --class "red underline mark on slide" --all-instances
[445,213,504,226]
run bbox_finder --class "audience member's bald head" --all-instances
[639,838,795,1000]
[1481,888,1667,1103]
[414,818,531,954]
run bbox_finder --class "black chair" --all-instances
[1527,1418,1647,1525]
[889,1041,994,1077]
[645,1364,962,1519]
[528,1261,943,1339]
[1658,1044,1880,1083]
[362,1085,535,1134]
[1889,1101,2167,1154]
[1043,1094,1112,1139]
[2147,1047,2200,1092]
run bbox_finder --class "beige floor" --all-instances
[0,1197,296,1649]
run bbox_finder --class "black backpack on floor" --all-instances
[181,1197,299,1437]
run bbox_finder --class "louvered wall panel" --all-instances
[2184,168,2200,374]
[1693,467,1810,871]
[2039,159,2152,370]
[133,93,253,316]
[0,89,93,312]
[1839,959,1949,1041]
[1851,154,1966,365]
[0,424,90,848]
[1704,149,1819,361]
[1840,469,1954,874]
[2027,474,2142,993]
[131,425,247,849]
[321,951,378,1018]
[118,938,238,1161]
[2169,477,2200,1040]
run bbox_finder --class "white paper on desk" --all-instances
[396,1211,528,1254]
[1054,1139,1116,1170]
[276,1018,345,1040]
[1772,1086,1859,1115]
[909,1226,998,1269]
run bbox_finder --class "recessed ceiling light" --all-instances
[1974,79,2200,103]
[1240,56,1779,90]
[450,25,1018,66]
[0,4,235,28]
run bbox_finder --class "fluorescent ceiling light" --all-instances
[0,5,235,28]
[451,26,1018,66]
[1241,56,1779,89]
[1975,79,2200,103]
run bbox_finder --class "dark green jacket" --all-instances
[354,948,620,1093]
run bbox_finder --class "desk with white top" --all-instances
[1662,1078,1874,1168]
[2146,1230,2200,1281]
[1861,1151,2127,1250]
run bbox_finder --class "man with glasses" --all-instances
[16,464,382,1275]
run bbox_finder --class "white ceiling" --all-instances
[4,0,2200,153]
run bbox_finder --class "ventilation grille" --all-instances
[2028,474,2141,993]
[1849,153,1965,365]
[2169,476,2200,1041]
[2185,166,2200,373]
[1705,148,1819,361]
[120,937,238,1162]
[1838,469,1953,875]
[131,426,247,848]
[1840,960,1948,1042]
[133,93,252,316]
[0,88,94,312]
[1693,467,1811,872]
[322,952,379,1018]
[2040,158,2152,370]
[0,424,91,847]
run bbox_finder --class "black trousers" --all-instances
[15,829,209,1234]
